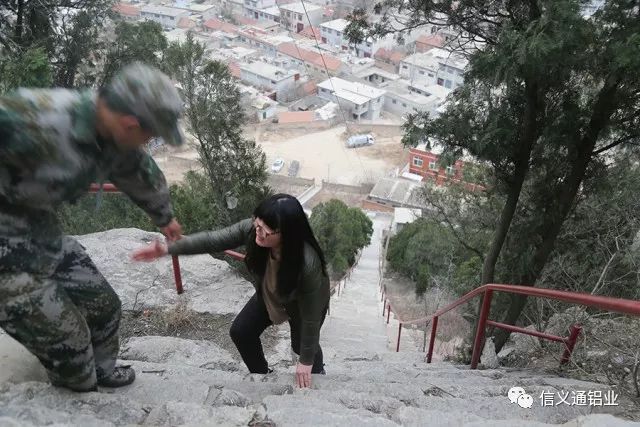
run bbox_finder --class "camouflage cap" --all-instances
[103,62,184,146]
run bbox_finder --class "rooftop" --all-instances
[236,16,260,26]
[386,81,440,105]
[415,33,445,49]
[374,47,407,64]
[140,5,187,17]
[113,3,140,16]
[240,61,297,81]
[279,2,322,14]
[393,207,422,225]
[203,18,238,34]
[299,25,322,42]
[409,82,452,99]
[369,177,426,208]
[320,18,349,32]
[177,17,197,29]
[186,4,216,12]
[354,66,400,81]
[259,5,281,15]
[402,48,468,70]
[228,62,241,78]
[277,43,343,72]
[317,77,385,105]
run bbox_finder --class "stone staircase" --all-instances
[0,217,638,426]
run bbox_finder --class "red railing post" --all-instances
[470,290,493,369]
[560,323,582,365]
[171,255,183,294]
[426,316,438,363]
[386,304,391,324]
[396,323,402,352]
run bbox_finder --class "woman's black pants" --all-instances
[229,293,325,374]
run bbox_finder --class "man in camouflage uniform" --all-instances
[0,62,184,392]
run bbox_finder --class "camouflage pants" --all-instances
[0,206,121,391]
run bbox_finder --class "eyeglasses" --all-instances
[253,220,280,237]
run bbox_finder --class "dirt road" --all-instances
[257,125,408,185]
[155,124,409,186]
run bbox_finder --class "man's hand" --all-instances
[295,362,313,388]
[161,218,182,242]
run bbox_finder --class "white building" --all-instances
[355,67,401,86]
[239,84,278,122]
[399,48,467,90]
[239,61,299,102]
[319,18,381,58]
[317,77,385,121]
[383,80,447,119]
[140,5,189,29]
[244,0,277,20]
[280,2,323,33]
[173,2,218,20]
[392,207,422,234]
[221,0,244,15]
[253,5,280,23]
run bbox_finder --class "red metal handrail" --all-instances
[381,283,640,368]
[88,183,246,294]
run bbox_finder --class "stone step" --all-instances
[262,393,399,427]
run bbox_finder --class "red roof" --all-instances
[227,62,241,79]
[203,18,238,34]
[113,3,140,17]
[374,47,407,64]
[299,26,322,42]
[278,111,315,124]
[415,34,445,49]
[178,17,197,29]
[303,80,317,95]
[237,16,259,26]
[277,43,343,73]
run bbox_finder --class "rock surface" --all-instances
[1,221,638,426]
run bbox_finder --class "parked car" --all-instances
[288,160,300,177]
[271,158,285,173]
[346,134,375,148]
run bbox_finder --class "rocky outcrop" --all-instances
[0,222,637,426]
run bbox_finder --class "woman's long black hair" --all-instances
[245,194,327,298]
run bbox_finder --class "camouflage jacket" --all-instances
[0,88,173,227]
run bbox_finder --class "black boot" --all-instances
[98,365,136,388]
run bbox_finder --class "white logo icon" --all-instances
[508,386,533,409]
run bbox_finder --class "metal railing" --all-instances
[381,282,640,368]
[89,183,245,294]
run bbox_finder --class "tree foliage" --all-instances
[310,200,373,279]
[164,33,270,227]
[58,193,154,235]
[100,20,168,86]
[348,0,640,352]
[0,0,114,90]
[0,47,52,91]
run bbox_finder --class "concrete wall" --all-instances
[346,123,403,138]
[140,9,189,29]
[321,181,373,194]
[262,118,336,132]
[268,174,315,187]
[362,199,394,212]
